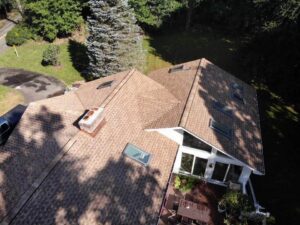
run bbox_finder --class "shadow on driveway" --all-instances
[0,68,66,104]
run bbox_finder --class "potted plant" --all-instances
[218,199,226,213]
[219,190,255,224]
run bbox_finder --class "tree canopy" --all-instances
[25,0,83,41]
[86,0,144,77]
[129,0,181,28]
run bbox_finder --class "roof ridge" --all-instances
[179,59,204,126]
[100,69,136,108]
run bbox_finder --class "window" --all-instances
[179,153,207,177]
[168,65,184,73]
[213,100,233,118]
[225,165,243,182]
[183,131,212,153]
[97,80,114,89]
[231,82,244,104]
[0,123,9,134]
[212,162,228,181]
[209,119,232,140]
[123,144,151,166]
[180,153,194,173]
[192,157,207,176]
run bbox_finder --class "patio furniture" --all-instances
[228,181,241,191]
[177,199,210,224]
[167,215,180,225]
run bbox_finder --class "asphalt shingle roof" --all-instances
[0,59,264,224]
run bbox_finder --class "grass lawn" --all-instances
[0,85,24,115]
[144,29,244,76]
[0,40,85,85]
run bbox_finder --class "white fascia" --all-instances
[145,126,264,176]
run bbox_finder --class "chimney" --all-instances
[78,107,105,134]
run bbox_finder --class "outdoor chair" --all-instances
[181,216,193,225]
[167,215,180,225]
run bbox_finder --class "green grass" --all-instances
[0,40,84,85]
[0,85,24,115]
[144,30,244,76]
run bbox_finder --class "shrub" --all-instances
[6,25,31,46]
[174,175,198,193]
[42,45,60,66]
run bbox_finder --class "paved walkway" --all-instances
[0,68,66,104]
[0,19,17,53]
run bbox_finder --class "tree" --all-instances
[86,0,144,77]
[182,0,202,31]
[25,0,82,41]
[129,0,181,28]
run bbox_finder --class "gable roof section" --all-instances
[0,70,180,225]
[147,59,201,128]
[148,58,264,174]
[74,70,131,109]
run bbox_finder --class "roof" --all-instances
[0,69,179,225]
[0,59,264,224]
[148,59,264,174]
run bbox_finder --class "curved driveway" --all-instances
[0,68,66,104]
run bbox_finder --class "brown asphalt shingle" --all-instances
[148,58,264,173]
[0,59,264,225]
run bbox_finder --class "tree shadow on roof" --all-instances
[0,105,163,224]
[196,61,264,172]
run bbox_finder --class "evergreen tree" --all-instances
[86,0,144,77]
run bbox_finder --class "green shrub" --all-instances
[42,45,60,66]
[174,175,198,193]
[6,25,32,46]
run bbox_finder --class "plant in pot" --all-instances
[218,199,226,213]
[219,190,254,224]
[174,175,198,193]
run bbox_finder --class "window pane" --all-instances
[183,132,211,152]
[225,165,243,182]
[192,157,207,177]
[212,162,228,181]
[180,153,193,173]
[0,123,9,133]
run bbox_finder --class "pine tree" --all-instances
[86,0,144,77]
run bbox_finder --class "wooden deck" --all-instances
[158,175,226,225]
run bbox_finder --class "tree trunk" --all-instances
[14,0,24,17]
[185,5,193,31]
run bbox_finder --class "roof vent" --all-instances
[209,119,232,140]
[79,107,105,134]
[168,65,184,73]
[213,100,233,117]
[97,80,114,89]
[231,83,244,104]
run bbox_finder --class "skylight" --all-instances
[97,80,114,89]
[168,65,184,73]
[209,119,232,140]
[231,82,244,104]
[213,100,233,117]
[123,143,151,166]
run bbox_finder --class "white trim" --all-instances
[146,126,264,175]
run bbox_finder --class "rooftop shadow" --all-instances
[0,105,164,224]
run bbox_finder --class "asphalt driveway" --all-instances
[0,68,66,104]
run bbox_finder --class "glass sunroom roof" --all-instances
[123,143,151,166]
